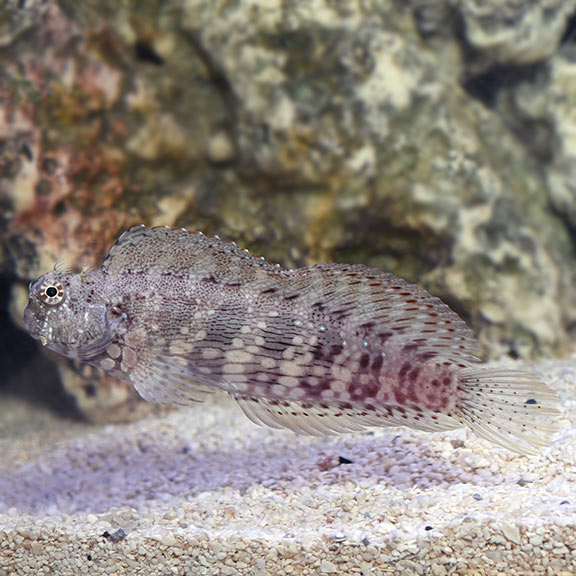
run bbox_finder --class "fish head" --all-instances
[23,269,116,361]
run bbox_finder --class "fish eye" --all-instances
[39,282,64,305]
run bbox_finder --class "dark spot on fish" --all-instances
[329,344,344,358]
[402,344,418,354]
[319,379,333,391]
[333,307,354,320]
[312,345,325,362]
[372,354,383,373]
[414,409,426,421]
[359,353,370,369]
[362,380,380,398]
[398,361,411,381]
[372,297,395,305]
[408,367,421,382]
[394,390,406,404]
[284,294,299,301]
[406,384,419,403]
[297,380,312,390]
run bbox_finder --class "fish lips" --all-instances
[23,304,50,346]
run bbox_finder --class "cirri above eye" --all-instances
[40,282,64,305]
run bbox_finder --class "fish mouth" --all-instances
[25,326,49,347]
[23,306,49,346]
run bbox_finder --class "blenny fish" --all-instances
[23,225,559,454]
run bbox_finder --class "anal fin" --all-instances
[234,396,461,436]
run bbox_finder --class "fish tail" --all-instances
[455,368,560,455]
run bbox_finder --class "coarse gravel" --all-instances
[0,359,575,576]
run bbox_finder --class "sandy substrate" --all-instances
[0,360,575,576]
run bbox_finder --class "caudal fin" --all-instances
[455,368,560,455]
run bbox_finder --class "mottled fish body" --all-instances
[23,225,559,454]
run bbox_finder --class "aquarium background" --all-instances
[0,2,575,575]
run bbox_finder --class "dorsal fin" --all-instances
[294,263,480,366]
[101,225,274,283]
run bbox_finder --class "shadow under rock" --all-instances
[0,275,81,419]
[0,424,509,515]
